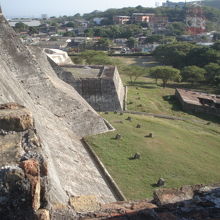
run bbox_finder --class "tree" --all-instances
[49,36,58,41]
[122,65,148,83]
[126,37,137,49]
[212,40,220,50]
[28,27,39,35]
[181,66,206,84]
[145,35,163,44]
[186,47,220,67]
[204,62,220,85]
[167,22,186,36]
[77,50,114,65]
[14,22,28,32]
[149,66,181,88]
[65,22,75,27]
[153,42,196,68]
[94,38,111,50]
[63,31,75,37]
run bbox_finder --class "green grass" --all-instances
[123,75,220,122]
[86,56,220,200]
[86,113,220,200]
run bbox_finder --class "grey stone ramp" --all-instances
[0,15,116,205]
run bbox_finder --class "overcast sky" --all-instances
[1,0,194,18]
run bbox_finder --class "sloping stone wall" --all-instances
[51,64,125,112]
[0,14,116,210]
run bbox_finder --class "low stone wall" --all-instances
[175,89,220,117]
[81,138,126,202]
[81,184,220,219]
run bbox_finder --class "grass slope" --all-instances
[87,56,220,200]
[86,113,220,200]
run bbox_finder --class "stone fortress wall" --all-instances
[59,65,125,112]
[45,49,125,112]
[0,12,117,218]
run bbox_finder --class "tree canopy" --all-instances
[204,62,220,85]
[72,50,114,65]
[181,66,206,84]
[149,66,181,88]
[153,42,220,69]
[122,65,148,83]
[153,42,196,68]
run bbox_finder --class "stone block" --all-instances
[154,185,194,205]
[0,103,33,132]
[36,209,50,220]
[70,195,101,213]
[20,159,40,211]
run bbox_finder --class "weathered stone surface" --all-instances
[0,12,116,206]
[0,104,33,132]
[0,166,34,219]
[154,185,194,205]
[0,102,25,110]
[52,64,125,112]
[158,212,178,220]
[36,209,50,220]
[80,184,220,219]
[20,159,41,211]
[70,195,101,213]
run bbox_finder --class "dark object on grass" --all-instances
[156,178,165,187]
[115,134,121,140]
[145,133,153,138]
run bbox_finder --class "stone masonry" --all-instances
[45,50,125,112]
[176,88,220,117]
[57,65,125,112]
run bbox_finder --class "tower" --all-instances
[186,1,206,35]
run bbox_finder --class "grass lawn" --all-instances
[86,56,220,200]
[111,56,159,67]
[86,112,220,200]
[124,76,220,122]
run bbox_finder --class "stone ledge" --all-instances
[0,102,33,132]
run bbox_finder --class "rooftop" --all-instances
[176,88,220,106]
[61,65,116,79]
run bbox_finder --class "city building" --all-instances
[113,16,131,25]
[162,0,186,8]
[132,13,155,23]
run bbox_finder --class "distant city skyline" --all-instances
[1,0,199,18]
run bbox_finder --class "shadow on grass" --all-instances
[163,95,183,113]
[127,81,157,89]
[151,183,159,188]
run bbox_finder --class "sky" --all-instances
[1,0,196,18]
